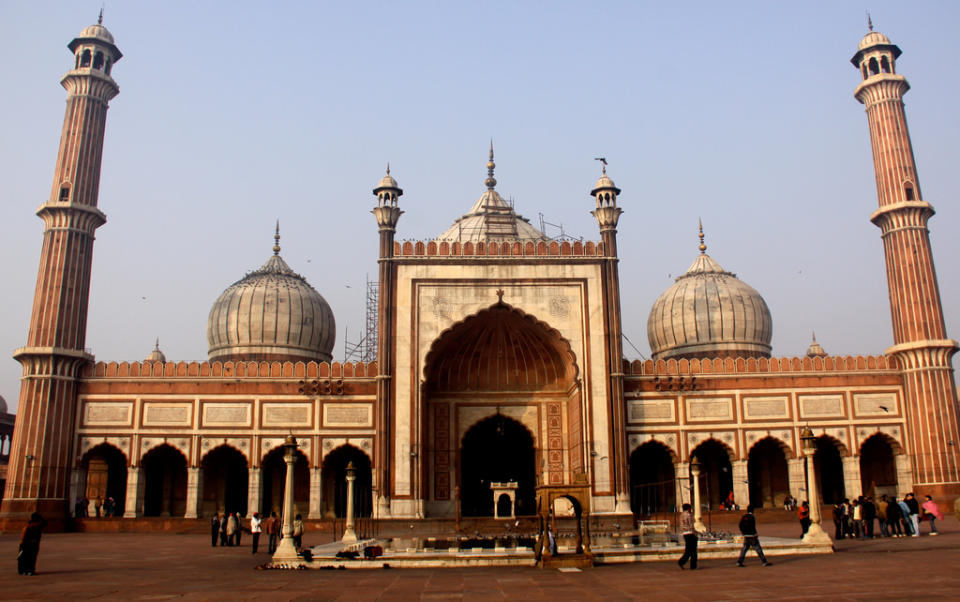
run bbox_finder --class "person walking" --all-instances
[17,513,47,576]
[292,514,305,550]
[737,506,772,567]
[862,497,876,539]
[677,503,698,570]
[832,503,844,539]
[211,514,221,547]
[798,501,811,537]
[887,496,904,537]
[267,512,280,553]
[921,495,944,536]
[219,513,229,546]
[876,496,890,538]
[250,512,262,553]
[226,512,238,546]
[905,493,921,537]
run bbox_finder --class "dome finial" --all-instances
[485,139,497,190]
[595,157,608,175]
[154,337,160,351]
[698,218,707,254]
[98,5,104,25]
[386,162,390,175]
[867,10,873,32]
[273,220,281,256]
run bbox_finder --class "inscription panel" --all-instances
[854,393,898,417]
[202,402,252,427]
[743,396,790,420]
[83,401,133,426]
[262,403,312,427]
[142,403,192,427]
[799,394,845,418]
[323,404,373,427]
[686,397,734,422]
[628,399,675,423]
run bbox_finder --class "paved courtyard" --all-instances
[0,517,958,600]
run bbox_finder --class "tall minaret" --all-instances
[0,19,121,523]
[852,26,960,497]
[371,165,403,517]
[589,162,630,514]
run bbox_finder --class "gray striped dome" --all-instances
[207,252,335,363]
[647,252,772,360]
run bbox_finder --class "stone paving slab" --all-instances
[0,518,957,600]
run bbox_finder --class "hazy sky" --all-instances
[1,1,958,413]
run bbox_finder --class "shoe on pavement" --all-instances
[763,562,773,567]
[736,563,744,567]
[929,532,939,536]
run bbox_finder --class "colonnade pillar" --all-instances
[732,460,749,509]
[788,458,806,504]
[674,461,690,506]
[184,467,201,518]
[247,467,262,518]
[842,456,863,500]
[123,467,143,518]
[308,467,322,519]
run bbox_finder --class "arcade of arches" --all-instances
[422,303,581,518]
[626,431,908,518]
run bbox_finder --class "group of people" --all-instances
[831,493,944,539]
[73,496,118,518]
[210,511,306,554]
[677,503,773,570]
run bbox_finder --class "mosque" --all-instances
[1,20,958,528]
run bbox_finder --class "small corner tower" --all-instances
[852,24,960,497]
[1,17,122,524]
[589,161,630,514]
[371,165,403,517]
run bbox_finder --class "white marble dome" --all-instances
[77,23,115,45]
[207,236,335,363]
[647,246,772,361]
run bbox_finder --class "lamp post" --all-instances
[800,427,833,545]
[272,435,301,562]
[690,459,706,533]
[342,461,358,543]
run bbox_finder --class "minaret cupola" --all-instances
[68,11,122,76]
[589,159,622,233]
[851,17,901,80]
[372,164,404,232]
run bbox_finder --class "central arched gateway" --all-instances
[421,302,582,518]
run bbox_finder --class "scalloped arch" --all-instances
[423,301,579,392]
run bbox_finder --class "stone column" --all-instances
[690,462,705,532]
[895,455,913,498]
[801,431,833,545]
[342,461,358,543]
[123,467,143,518]
[69,468,85,516]
[185,467,201,519]
[308,467,322,519]
[787,458,806,504]
[272,436,300,563]
[732,460,749,509]
[674,462,690,507]
[247,467,262,519]
[842,456,863,500]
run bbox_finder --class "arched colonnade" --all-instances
[628,430,908,516]
[72,440,373,519]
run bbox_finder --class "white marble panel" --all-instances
[83,401,133,426]
[799,394,844,418]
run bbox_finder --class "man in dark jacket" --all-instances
[17,513,47,575]
[905,493,921,537]
[862,496,877,538]
[737,506,772,567]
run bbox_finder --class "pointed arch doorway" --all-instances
[421,301,583,518]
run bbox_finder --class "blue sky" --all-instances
[1,1,958,412]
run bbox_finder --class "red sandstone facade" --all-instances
[1,22,958,529]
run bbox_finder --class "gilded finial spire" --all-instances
[698,218,707,254]
[154,337,160,351]
[98,5,104,25]
[867,11,873,31]
[273,220,281,255]
[485,140,497,190]
[386,162,390,175]
[811,330,817,342]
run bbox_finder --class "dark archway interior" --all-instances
[261,448,309,517]
[748,438,790,509]
[321,446,372,519]
[142,445,187,517]
[860,435,897,497]
[82,444,127,514]
[629,442,676,515]
[461,415,535,517]
[201,446,248,517]
[692,440,733,509]
[814,437,845,504]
